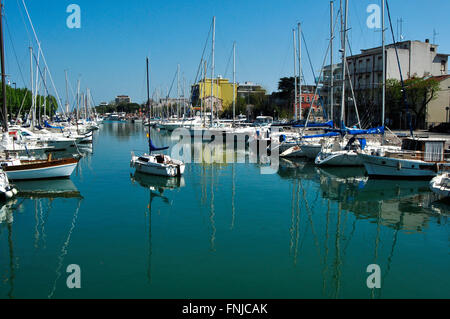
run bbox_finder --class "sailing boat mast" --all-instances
[146,57,151,153]
[203,60,207,127]
[43,67,47,118]
[330,1,334,125]
[293,29,298,121]
[177,64,180,119]
[232,41,236,127]
[76,79,80,133]
[297,23,302,121]
[339,0,348,129]
[29,47,34,129]
[0,0,7,131]
[381,0,386,132]
[65,70,69,115]
[210,16,215,127]
[183,75,186,119]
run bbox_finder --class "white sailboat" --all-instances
[130,58,185,178]
[314,0,367,167]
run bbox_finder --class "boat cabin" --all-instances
[400,138,446,162]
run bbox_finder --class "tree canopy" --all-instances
[0,83,58,120]
[386,77,440,129]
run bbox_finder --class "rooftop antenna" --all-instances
[433,28,438,44]
[396,18,404,40]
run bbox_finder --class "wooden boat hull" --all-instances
[2,158,79,180]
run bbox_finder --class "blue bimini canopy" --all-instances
[44,121,65,130]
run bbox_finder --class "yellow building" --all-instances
[192,77,237,112]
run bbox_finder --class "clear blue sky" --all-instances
[3,0,450,106]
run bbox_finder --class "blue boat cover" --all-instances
[293,120,334,128]
[302,132,340,139]
[149,138,169,152]
[325,126,385,136]
[44,120,65,130]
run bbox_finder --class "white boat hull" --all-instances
[315,151,363,166]
[131,155,185,177]
[358,153,441,179]
[4,162,78,180]
[302,144,322,159]
[280,145,306,157]
[47,140,76,150]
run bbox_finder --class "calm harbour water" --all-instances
[0,122,449,299]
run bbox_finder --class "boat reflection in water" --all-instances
[317,166,444,232]
[130,172,185,283]
[14,179,82,199]
[131,171,185,193]
[0,179,83,299]
[276,159,447,298]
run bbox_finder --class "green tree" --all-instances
[386,77,440,129]
[0,83,58,120]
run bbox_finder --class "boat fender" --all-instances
[279,134,286,143]
[11,188,18,195]
[5,190,13,199]
[397,161,402,170]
